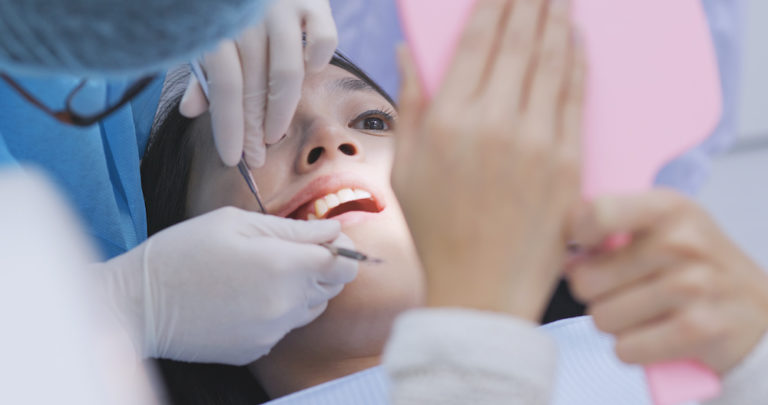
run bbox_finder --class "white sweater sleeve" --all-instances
[703,331,768,405]
[382,308,557,405]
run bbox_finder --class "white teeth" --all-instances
[324,193,341,209]
[355,189,372,199]
[337,188,355,203]
[311,188,374,219]
[314,199,329,218]
[307,213,317,220]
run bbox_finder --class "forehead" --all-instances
[302,64,386,103]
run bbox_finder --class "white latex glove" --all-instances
[180,0,338,167]
[100,207,358,365]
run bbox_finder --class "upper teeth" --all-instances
[308,188,373,220]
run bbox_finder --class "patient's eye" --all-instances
[350,109,395,134]
[363,117,387,130]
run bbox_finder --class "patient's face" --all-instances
[186,64,424,366]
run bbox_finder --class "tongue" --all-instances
[325,199,378,219]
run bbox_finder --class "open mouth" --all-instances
[287,187,384,220]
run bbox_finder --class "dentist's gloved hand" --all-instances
[179,0,338,168]
[100,207,358,365]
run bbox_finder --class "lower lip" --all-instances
[328,211,381,226]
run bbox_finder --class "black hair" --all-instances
[141,52,393,405]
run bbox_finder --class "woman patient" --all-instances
[142,53,425,403]
[142,1,768,400]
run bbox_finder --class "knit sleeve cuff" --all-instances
[705,331,768,405]
[383,308,556,394]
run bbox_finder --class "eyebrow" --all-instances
[331,77,377,94]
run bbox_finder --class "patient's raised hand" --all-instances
[568,190,768,375]
[392,0,585,321]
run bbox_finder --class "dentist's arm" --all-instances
[179,0,338,167]
[99,208,357,365]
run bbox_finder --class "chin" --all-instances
[277,209,425,358]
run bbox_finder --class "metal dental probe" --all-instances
[189,61,382,264]
[320,243,383,264]
[236,156,267,213]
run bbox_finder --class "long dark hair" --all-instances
[141,52,393,405]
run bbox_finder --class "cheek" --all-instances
[251,145,299,199]
[361,136,395,174]
[188,169,257,217]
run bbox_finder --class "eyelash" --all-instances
[349,108,397,134]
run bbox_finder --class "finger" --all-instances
[316,233,360,284]
[439,0,511,100]
[590,274,679,335]
[205,41,246,167]
[179,75,209,118]
[560,35,586,152]
[306,280,344,308]
[246,214,341,243]
[299,301,329,328]
[274,232,358,287]
[238,24,269,167]
[524,0,572,137]
[486,0,548,109]
[571,189,690,248]
[264,16,305,144]
[569,237,675,301]
[302,0,338,73]
[615,306,717,366]
[395,44,427,160]
[396,45,427,131]
[590,264,727,334]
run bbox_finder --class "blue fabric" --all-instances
[263,316,700,405]
[331,0,404,100]
[0,75,163,259]
[0,0,275,77]
[0,134,18,168]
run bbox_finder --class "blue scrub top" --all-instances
[0,75,163,259]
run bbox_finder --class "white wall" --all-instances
[738,0,768,139]
[697,147,768,268]
[697,0,768,269]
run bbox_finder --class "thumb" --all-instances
[316,232,359,285]
[206,41,246,167]
[246,214,342,244]
[570,191,681,249]
[395,44,427,157]
[302,0,338,73]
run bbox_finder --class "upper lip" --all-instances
[271,174,387,218]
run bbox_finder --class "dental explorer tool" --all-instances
[320,243,383,264]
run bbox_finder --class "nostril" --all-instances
[307,147,324,164]
[338,143,357,156]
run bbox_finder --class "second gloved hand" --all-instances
[100,207,358,365]
[180,0,338,167]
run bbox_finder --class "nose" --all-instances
[297,121,364,173]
